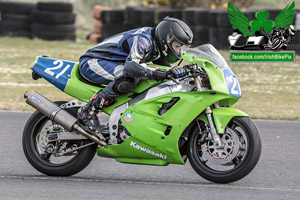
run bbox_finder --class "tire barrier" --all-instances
[215,10,231,28]
[94,20,102,34]
[36,2,73,13]
[124,6,144,27]
[87,32,103,43]
[89,6,299,53]
[30,10,76,25]
[31,23,76,34]
[0,1,76,41]
[0,20,31,37]
[209,28,233,49]
[154,8,183,25]
[140,8,156,27]
[101,23,127,39]
[87,5,112,43]
[190,26,210,47]
[30,2,76,41]
[102,9,125,24]
[0,2,35,37]
[93,5,111,20]
[288,45,300,53]
[183,8,210,27]
[0,2,35,14]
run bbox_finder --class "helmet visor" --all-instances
[167,33,191,60]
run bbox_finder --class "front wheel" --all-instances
[22,101,97,176]
[188,117,262,183]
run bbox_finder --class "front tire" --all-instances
[22,101,97,176]
[188,117,262,183]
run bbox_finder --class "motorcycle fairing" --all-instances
[97,90,240,165]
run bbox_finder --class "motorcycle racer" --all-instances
[78,17,193,134]
[265,25,296,50]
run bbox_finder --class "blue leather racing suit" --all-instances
[79,27,169,99]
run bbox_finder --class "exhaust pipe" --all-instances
[24,91,107,146]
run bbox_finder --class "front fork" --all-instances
[205,105,223,148]
[195,76,223,148]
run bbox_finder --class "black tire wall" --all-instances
[30,2,76,41]
[0,1,77,41]
[0,2,35,37]
[36,2,73,13]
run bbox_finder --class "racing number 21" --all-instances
[223,68,241,97]
[44,60,71,79]
[229,75,239,95]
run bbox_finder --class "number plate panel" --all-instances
[223,68,241,97]
[31,57,76,91]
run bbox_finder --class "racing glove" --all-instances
[168,66,187,78]
[153,68,168,81]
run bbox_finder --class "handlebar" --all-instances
[166,64,205,84]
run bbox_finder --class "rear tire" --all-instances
[188,117,262,183]
[22,101,97,176]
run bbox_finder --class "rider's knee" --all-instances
[112,76,139,95]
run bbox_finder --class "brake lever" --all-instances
[167,75,180,84]
[179,75,193,81]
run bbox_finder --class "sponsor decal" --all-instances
[130,141,167,159]
[140,37,149,48]
[147,65,159,69]
[138,42,145,50]
[31,95,41,103]
[124,112,134,122]
[227,1,296,62]
[138,37,150,54]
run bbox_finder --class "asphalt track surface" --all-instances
[0,111,299,200]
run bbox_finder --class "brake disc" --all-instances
[201,128,240,165]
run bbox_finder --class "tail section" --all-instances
[30,56,102,102]
[31,56,77,91]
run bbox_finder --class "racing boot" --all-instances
[78,91,114,136]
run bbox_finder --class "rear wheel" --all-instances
[22,101,97,176]
[188,116,262,183]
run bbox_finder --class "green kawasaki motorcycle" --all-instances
[23,44,262,183]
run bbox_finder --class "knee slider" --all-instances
[113,77,135,94]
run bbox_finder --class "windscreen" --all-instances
[184,44,229,69]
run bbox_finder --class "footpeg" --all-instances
[81,125,106,141]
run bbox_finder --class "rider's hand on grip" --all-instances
[153,68,168,81]
[167,66,187,79]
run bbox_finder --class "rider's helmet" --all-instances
[154,17,193,63]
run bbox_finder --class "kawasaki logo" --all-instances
[130,141,167,160]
